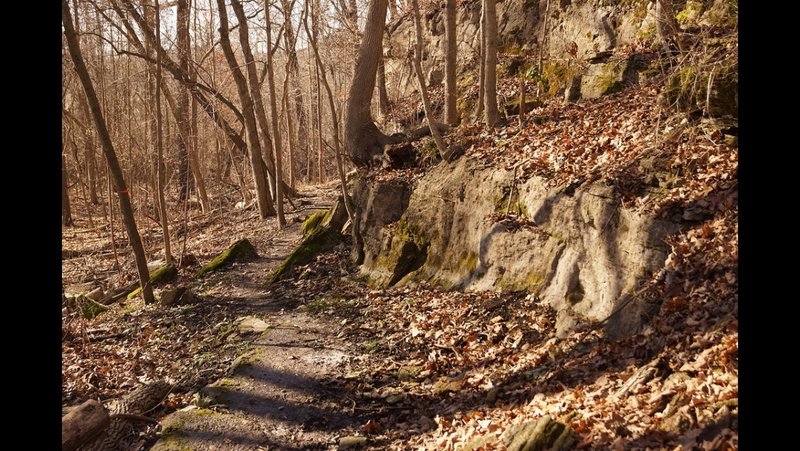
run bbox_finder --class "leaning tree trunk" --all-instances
[231,0,280,208]
[216,0,275,219]
[63,0,154,304]
[483,0,499,127]
[343,0,391,167]
[444,0,459,125]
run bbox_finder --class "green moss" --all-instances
[268,226,340,284]
[69,295,110,319]
[197,239,258,277]
[495,270,546,292]
[459,251,479,273]
[494,189,529,217]
[539,61,580,98]
[302,210,328,237]
[395,219,430,248]
[677,0,705,26]
[363,341,378,352]
[127,264,178,299]
[123,299,144,314]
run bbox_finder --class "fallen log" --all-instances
[61,400,109,451]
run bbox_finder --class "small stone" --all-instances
[237,316,270,334]
[338,435,367,449]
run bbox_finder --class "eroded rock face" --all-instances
[385,0,657,99]
[354,157,680,338]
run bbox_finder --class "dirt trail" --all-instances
[154,312,357,450]
[145,188,363,450]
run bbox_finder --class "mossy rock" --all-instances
[69,295,110,319]
[127,264,178,299]
[268,226,341,284]
[302,210,328,237]
[501,416,576,451]
[197,239,258,277]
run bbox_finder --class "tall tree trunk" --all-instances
[230,0,279,201]
[63,0,154,304]
[77,92,100,205]
[410,0,446,157]
[444,0,459,125]
[312,0,325,183]
[281,0,305,189]
[343,0,391,166]
[376,51,390,118]
[303,1,354,223]
[62,148,74,227]
[483,0,499,127]
[475,3,485,122]
[176,0,195,205]
[261,0,286,227]
[216,0,275,219]
[151,0,173,264]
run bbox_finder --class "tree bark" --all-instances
[410,0,446,157]
[177,0,210,211]
[61,400,110,451]
[475,2,485,122]
[343,0,391,167]
[282,0,306,188]
[63,0,154,305]
[261,0,287,227]
[216,0,275,219]
[483,0,499,127]
[303,2,354,223]
[151,0,173,264]
[376,50,390,118]
[444,0,459,125]
[175,0,191,202]
[62,148,74,227]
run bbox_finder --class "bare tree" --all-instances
[376,49,390,118]
[343,0,391,166]
[150,0,173,264]
[444,0,458,125]
[261,0,287,227]
[216,0,276,219]
[482,0,499,127]
[62,147,74,227]
[177,0,210,211]
[63,0,154,304]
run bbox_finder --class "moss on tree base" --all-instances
[127,264,178,300]
[197,239,258,277]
